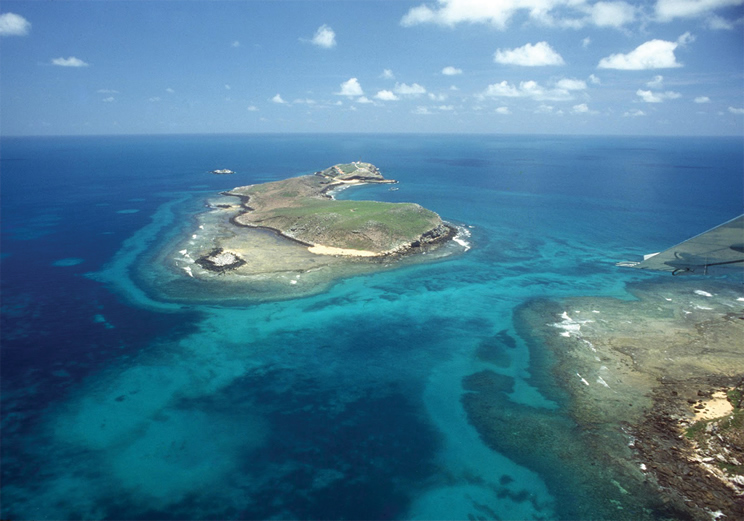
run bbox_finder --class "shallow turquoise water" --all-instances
[1,134,742,519]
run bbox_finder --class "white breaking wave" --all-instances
[452,226,472,251]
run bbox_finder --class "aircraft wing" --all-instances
[618,214,744,275]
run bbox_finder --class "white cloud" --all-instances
[582,37,592,48]
[482,80,575,101]
[636,89,682,102]
[694,96,711,103]
[729,106,744,114]
[428,92,447,101]
[442,66,462,76]
[0,12,30,36]
[412,106,432,115]
[400,0,637,29]
[52,56,89,67]
[624,108,646,117]
[166,88,175,94]
[102,97,115,103]
[706,14,739,29]
[310,24,336,49]
[646,75,664,88]
[356,96,374,104]
[271,93,287,104]
[535,104,555,114]
[381,69,395,79]
[598,34,692,70]
[495,107,511,115]
[588,1,637,27]
[394,82,427,96]
[655,0,744,22]
[293,98,317,105]
[375,90,399,101]
[555,78,587,91]
[588,74,601,85]
[247,105,259,112]
[336,78,364,97]
[494,42,564,66]
[571,103,592,114]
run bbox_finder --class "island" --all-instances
[224,162,453,258]
[150,162,465,302]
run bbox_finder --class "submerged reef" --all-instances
[463,279,743,520]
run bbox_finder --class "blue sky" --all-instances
[1,0,743,136]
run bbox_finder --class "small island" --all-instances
[155,162,465,302]
[225,162,453,258]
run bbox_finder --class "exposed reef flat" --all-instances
[466,280,743,520]
[149,162,463,302]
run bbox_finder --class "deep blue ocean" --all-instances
[1,134,742,520]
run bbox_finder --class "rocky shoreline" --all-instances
[631,376,744,520]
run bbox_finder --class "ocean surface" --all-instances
[1,134,742,520]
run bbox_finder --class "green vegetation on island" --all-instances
[226,162,452,256]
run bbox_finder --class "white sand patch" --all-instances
[308,245,379,257]
[693,391,734,421]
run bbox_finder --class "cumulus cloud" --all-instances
[655,0,744,22]
[356,96,374,104]
[482,80,575,101]
[394,82,427,96]
[442,66,462,75]
[247,105,259,111]
[598,34,692,69]
[0,12,30,36]
[400,0,637,29]
[310,24,336,48]
[728,106,744,114]
[495,107,511,115]
[271,93,287,104]
[624,108,646,117]
[52,56,89,67]
[694,96,711,103]
[375,90,399,101]
[336,78,364,97]
[555,78,587,91]
[381,69,395,79]
[646,75,664,88]
[588,74,601,84]
[588,1,637,27]
[571,103,594,114]
[494,42,564,66]
[636,89,682,102]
